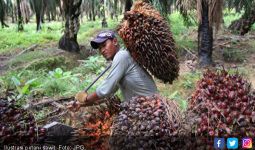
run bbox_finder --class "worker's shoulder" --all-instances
[115,48,131,60]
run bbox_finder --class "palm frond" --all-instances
[0,0,5,18]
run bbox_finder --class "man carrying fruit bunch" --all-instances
[70,30,158,111]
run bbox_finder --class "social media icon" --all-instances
[227,138,238,149]
[214,138,225,149]
[242,138,252,149]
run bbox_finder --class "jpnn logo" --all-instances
[214,138,225,149]
[227,138,238,149]
[242,138,252,149]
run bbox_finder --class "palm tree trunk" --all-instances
[24,1,30,23]
[7,0,15,23]
[0,0,9,28]
[228,3,255,35]
[58,0,64,21]
[88,12,92,21]
[14,4,17,23]
[114,0,118,20]
[11,5,15,23]
[17,0,23,31]
[31,0,43,31]
[198,0,213,67]
[46,4,51,22]
[41,0,46,23]
[91,0,95,21]
[58,0,82,52]
[20,0,31,23]
[125,0,132,12]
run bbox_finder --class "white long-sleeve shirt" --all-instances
[96,48,158,101]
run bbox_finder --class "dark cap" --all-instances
[90,30,115,49]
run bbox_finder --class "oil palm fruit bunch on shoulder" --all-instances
[109,94,182,150]
[117,0,179,83]
[185,69,255,148]
[0,99,46,146]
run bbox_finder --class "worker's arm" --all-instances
[70,51,129,110]
[77,51,127,106]
[81,51,129,106]
[96,50,129,98]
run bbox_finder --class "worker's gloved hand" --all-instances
[75,91,88,104]
[67,101,81,112]
[67,91,88,112]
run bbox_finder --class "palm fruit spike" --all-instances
[0,99,40,145]
[109,94,182,149]
[117,1,179,83]
[185,69,255,149]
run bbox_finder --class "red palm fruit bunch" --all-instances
[68,96,121,149]
[186,69,255,148]
[109,94,182,150]
[0,99,46,146]
[117,0,179,83]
